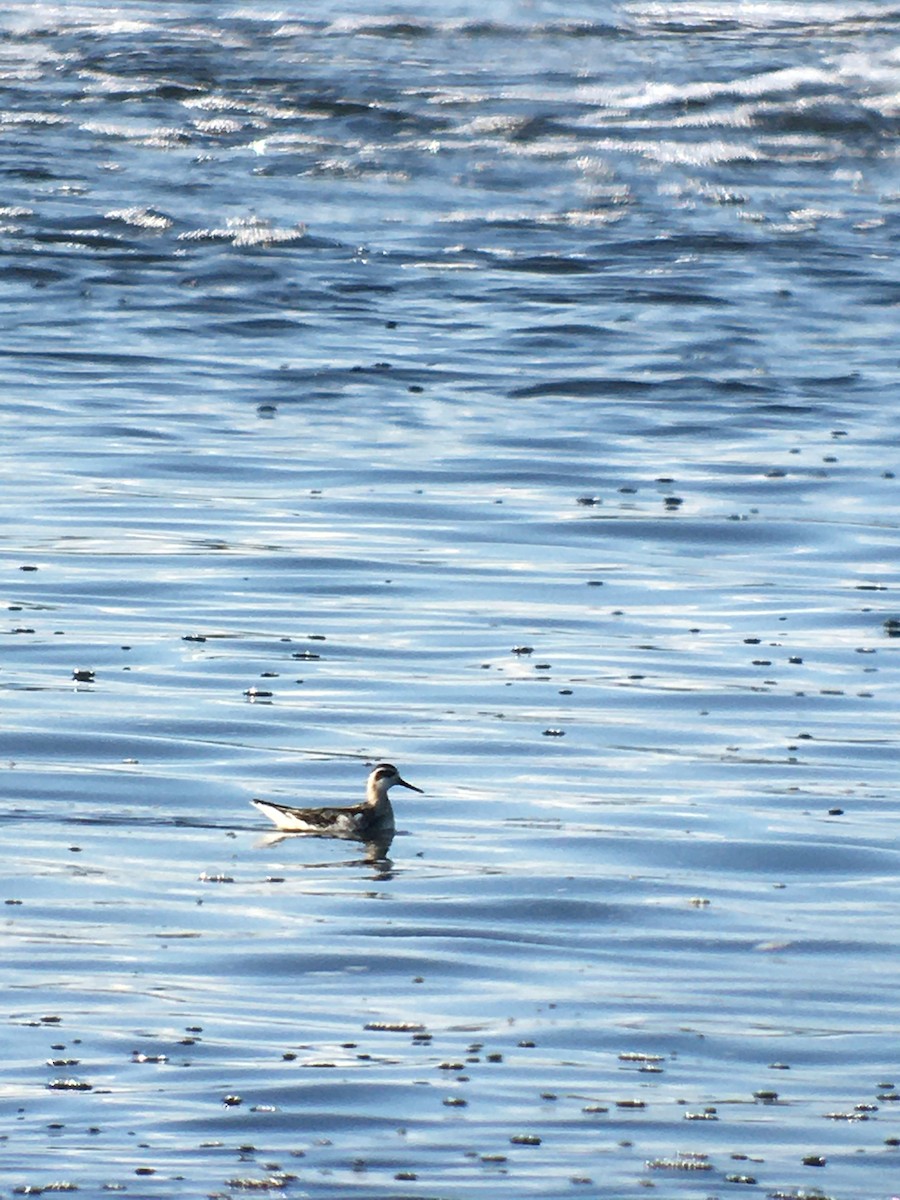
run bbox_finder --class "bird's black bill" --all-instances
[397,777,424,793]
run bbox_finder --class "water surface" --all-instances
[2,2,900,1197]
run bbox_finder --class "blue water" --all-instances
[2,3,900,1197]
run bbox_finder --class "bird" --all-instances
[251,762,423,838]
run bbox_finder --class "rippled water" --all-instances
[2,2,900,1197]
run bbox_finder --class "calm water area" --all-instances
[1,2,899,1197]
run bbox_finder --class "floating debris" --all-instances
[12,1184,80,1194]
[224,1176,297,1190]
[510,1134,541,1145]
[364,1021,426,1033]
[646,1154,711,1172]
[72,669,95,682]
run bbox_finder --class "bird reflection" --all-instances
[254,827,396,878]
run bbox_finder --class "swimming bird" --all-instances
[251,762,423,838]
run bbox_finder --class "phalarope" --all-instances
[251,763,423,837]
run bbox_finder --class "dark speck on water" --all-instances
[3,2,900,1198]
